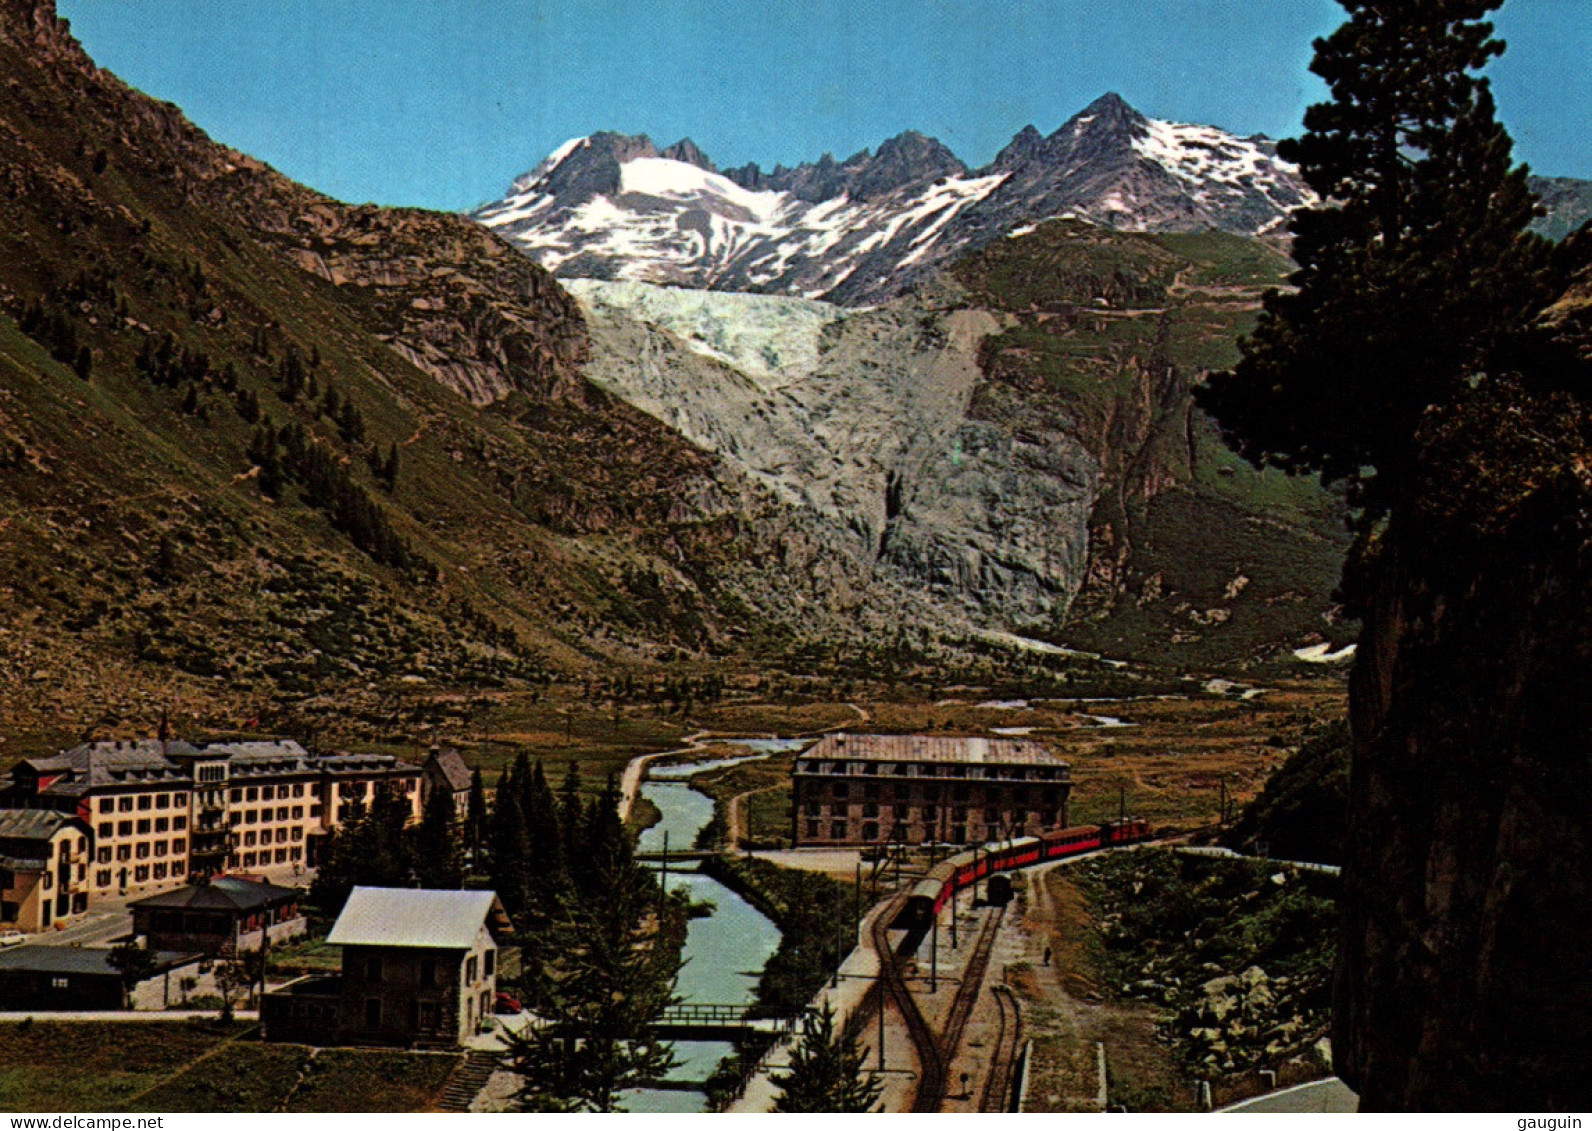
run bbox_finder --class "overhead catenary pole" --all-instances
[931,900,939,993]
[660,830,669,901]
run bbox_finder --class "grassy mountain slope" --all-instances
[0,0,874,752]
[951,221,1353,666]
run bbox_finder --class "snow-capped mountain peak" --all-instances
[473,96,1317,305]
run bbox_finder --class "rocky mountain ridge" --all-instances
[474,94,1317,305]
[476,93,1592,307]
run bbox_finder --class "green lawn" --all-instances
[0,1021,229,1111]
[130,1042,311,1112]
[284,1049,461,1112]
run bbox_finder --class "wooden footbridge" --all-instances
[652,1003,799,1040]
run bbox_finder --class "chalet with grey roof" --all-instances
[262,886,513,1049]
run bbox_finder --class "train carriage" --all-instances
[899,820,1151,929]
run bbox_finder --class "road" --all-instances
[17,896,135,949]
[1219,1077,1359,1113]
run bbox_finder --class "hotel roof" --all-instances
[801,733,1068,768]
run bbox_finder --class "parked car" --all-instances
[0,929,26,948]
[495,991,523,1014]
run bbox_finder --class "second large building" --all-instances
[790,733,1071,847]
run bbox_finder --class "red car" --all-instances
[495,991,523,1014]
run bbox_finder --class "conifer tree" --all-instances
[466,768,488,862]
[773,1002,883,1113]
[1195,0,1554,527]
[488,788,530,920]
[413,784,465,889]
[505,831,678,1112]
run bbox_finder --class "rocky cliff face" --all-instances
[1335,350,1592,1107]
[566,277,1095,625]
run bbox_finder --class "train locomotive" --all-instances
[902,818,1151,929]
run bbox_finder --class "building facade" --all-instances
[130,875,306,956]
[262,887,512,1049]
[789,733,1072,848]
[421,748,472,824]
[3,739,422,899]
[0,810,91,931]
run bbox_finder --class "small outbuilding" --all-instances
[129,875,306,956]
[0,946,199,1011]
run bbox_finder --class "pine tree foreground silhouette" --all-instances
[772,1002,884,1113]
[1198,0,1592,1111]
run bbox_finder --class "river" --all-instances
[619,744,800,1112]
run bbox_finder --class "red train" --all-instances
[904,818,1152,924]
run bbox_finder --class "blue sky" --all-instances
[58,0,1591,212]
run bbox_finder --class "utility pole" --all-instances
[1219,777,1227,826]
[1119,782,1127,824]
[854,857,862,943]
[930,901,939,993]
[660,830,669,901]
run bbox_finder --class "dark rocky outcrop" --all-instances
[1334,366,1592,1109]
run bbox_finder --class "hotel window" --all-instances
[277,807,289,821]
[484,950,495,976]
[830,821,847,839]
[245,811,257,824]
[230,788,243,802]
[118,821,132,836]
[98,822,112,838]
[135,843,149,859]
[155,794,169,809]
[98,798,113,813]
[466,956,478,983]
[172,861,185,876]
[153,841,166,857]
[243,852,256,867]
[116,845,131,862]
[96,847,111,864]
[118,797,133,812]
[95,870,111,887]
[229,813,242,827]
[275,848,287,863]
[261,785,275,801]
[153,863,167,880]
[288,846,301,860]
[172,839,185,854]
[244,832,257,847]
[136,795,151,811]
[173,792,187,805]
[291,806,303,819]
[276,829,288,844]
[134,865,149,882]
[292,784,304,798]
[155,818,168,833]
[173,815,187,830]
[291,828,303,841]
[136,819,150,835]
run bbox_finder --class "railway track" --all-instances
[869,893,948,1112]
[871,895,1009,1113]
[938,902,1005,1067]
[981,984,1023,1112]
